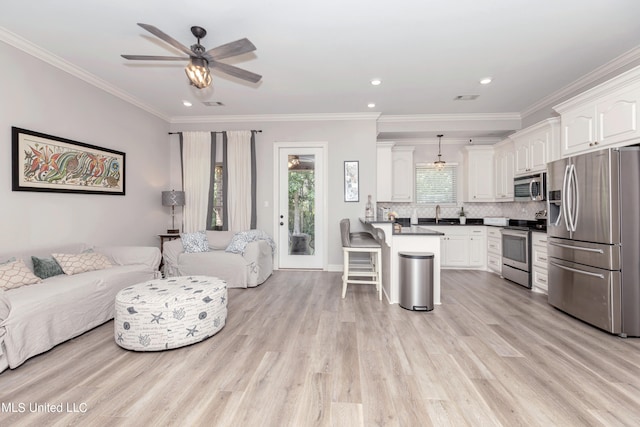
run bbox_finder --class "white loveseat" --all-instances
[0,244,161,372]
[162,230,273,288]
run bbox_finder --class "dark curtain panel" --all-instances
[250,131,257,229]
[206,132,217,230]
[179,133,184,190]
[222,132,229,231]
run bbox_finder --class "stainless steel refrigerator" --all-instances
[547,147,640,336]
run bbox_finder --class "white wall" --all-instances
[0,41,169,254]
[168,118,378,269]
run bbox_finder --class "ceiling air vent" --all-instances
[202,101,225,107]
[453,95,479,101]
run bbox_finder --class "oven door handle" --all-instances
[549,241,604,254]
[550,261,605,279]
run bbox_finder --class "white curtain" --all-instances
[182,131,212,232]
[226,130,252,231]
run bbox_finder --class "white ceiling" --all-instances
[2,0,640,139]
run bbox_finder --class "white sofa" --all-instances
[162,231,273,288]
[0,244,161,372]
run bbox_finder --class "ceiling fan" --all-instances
[121,23,261,89]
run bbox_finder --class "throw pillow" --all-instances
[52,252,113,275]
[31,256,65,279]
[181,231,209,253]
[0,259,42,290]
[1,257,16,265]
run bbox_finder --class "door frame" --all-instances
[273,141,328,270]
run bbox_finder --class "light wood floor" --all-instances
[2,270,640,426]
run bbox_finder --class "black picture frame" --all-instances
[12,127,126,195]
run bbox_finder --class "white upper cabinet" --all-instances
[464,146,495,202]
[510,118,560,176]
[376,142,394,201]
[554,66,640,157]
[494,139,514,201]
[391,146,415,202]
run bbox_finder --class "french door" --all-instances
[275,143,326,269]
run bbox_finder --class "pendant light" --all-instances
[434,134,446,170]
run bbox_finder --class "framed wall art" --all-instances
[12,127,125,195]
[344,160,359,202]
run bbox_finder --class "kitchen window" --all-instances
[415,163,458,204]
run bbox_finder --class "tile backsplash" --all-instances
[377,201,546,220]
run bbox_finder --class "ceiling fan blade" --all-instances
[205,38,256,60]
[121,55,189,61]
[209,61,262,83]
[137,23,194,57]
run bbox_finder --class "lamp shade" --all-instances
[162,190,185,207]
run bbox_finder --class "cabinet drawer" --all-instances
[532,266,548,293]
[487,237,501,255]
[487,253,502,273]
[531,232,548,246]
[487,227,502,238]
[532,246,549,268]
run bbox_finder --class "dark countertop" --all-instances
[361,217,484,226]
[396,217,485,226]
[392,225,445,236]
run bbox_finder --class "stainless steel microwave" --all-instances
[514,172,546,202]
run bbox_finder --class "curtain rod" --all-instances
[168,130,262,135]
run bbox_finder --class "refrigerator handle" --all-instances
[566,164,576,232]
[561,164,571,232]
[571,163,579,232]
[549,241,604,253]
[550,261,605,279]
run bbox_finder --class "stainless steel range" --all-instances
[501,226,531,288]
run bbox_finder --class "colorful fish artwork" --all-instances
[22,142,122,189]
[13,127,126,195]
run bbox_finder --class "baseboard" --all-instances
[327,264,343,272]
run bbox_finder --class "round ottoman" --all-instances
[114,276,227,351]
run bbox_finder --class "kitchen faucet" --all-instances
[435,204,441,224]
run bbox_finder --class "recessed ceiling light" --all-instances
[480,77,492,85]
[367,103,376,108]
[370,79,382,86]
[182,100,193,107]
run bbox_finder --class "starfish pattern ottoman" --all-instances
[114,276,227,351]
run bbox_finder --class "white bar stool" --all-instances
[340,218,382,300]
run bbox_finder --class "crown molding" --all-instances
[169,112,381,124]
[379,136,501,145]
[378,113,521,123]
[521,45,640,118]
[0,26,169,122]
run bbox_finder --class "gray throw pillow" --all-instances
[31,256,64,279]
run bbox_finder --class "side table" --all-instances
[158,233,181,273]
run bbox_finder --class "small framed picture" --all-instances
[344,160,359,202]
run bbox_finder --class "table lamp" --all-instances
[162,190,185,234]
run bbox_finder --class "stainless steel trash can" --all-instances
[399,252,434,311]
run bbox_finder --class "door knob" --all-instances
[280,222,284,226]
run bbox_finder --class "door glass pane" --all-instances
[288,154,315,255]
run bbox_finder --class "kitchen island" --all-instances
[360,218,444,305]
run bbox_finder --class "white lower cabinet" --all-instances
[440,226,486,269]
[486,226,503,274]
[531,231,549,293]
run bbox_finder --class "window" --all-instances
[210,164,224,230]
[415,163,458,204]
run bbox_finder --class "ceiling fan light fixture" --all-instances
[185,57,212,89]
